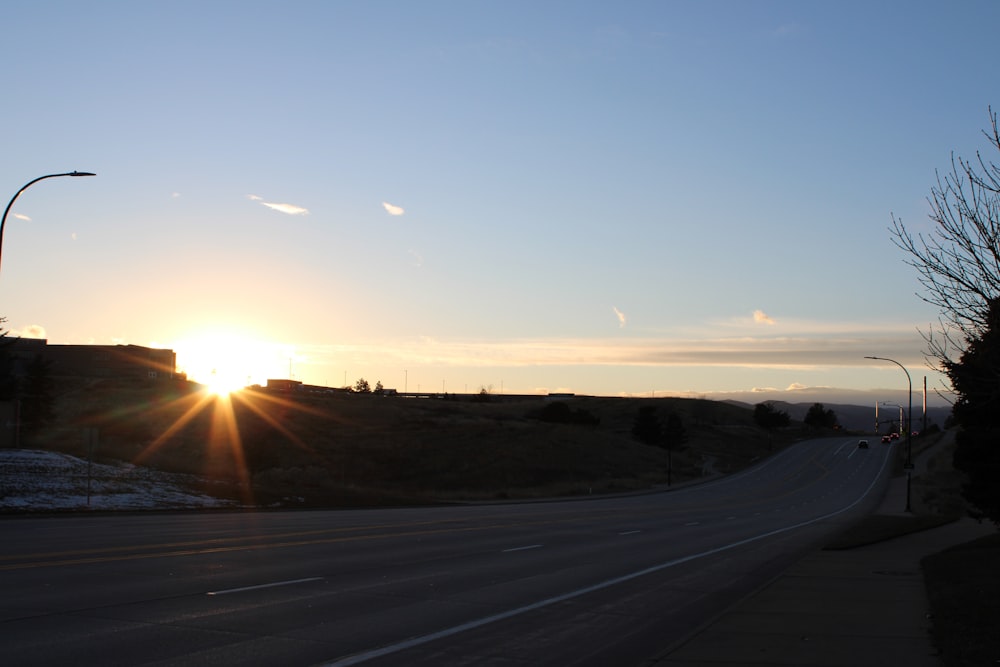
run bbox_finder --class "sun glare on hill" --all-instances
[174,332,290,395]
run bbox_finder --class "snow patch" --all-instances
[0,449,237,511]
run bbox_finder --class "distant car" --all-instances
[881,435,892,444]
[858,439,869,449]
[890,432,900,440]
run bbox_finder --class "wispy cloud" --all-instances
[261,202,309,215]
[14,324,46,339]
[613,306,627,328]
[383,201,405,216]
[408,249,424,268]
[13,213,30,221]
[753,309,776,325]
[248,194,309,216]
[280,319,950,405]
[296,325,931,372]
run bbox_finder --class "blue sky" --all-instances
[2,1,997,406]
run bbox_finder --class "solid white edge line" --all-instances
[322,447,891,666]
[206,577,324,596]
[502,544,543,553]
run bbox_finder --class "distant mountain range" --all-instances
[723,399,952,434]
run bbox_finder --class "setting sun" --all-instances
[203,369,247,396]
[174,331,296,393]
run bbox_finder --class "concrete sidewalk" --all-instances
[648,443,995,666]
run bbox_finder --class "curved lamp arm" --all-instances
[0,171,96,273]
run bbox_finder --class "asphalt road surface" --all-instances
[0,436,892,666]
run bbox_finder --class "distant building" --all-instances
[1,339,176,380]
[0,339,177,447]
[266,378,303,392]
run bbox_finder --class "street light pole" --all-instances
[2,171,96,448]
[865,355,913,512]
[1,171,96,274]
[882,402,904,435]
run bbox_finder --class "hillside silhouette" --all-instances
[25,378,812,508]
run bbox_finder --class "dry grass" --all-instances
[24,379,809,507]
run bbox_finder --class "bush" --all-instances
[527,401,600,426]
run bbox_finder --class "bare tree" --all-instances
[891,107,1000,368]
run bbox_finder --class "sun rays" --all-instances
[83,382,334,507]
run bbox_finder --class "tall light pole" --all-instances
[882,402,904,434]
[2,171,95,448]
[865,355,913,512]
[1,171,96,274]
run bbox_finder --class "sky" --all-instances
[2,1,998,408]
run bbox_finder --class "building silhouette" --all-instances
[1,338,176,447]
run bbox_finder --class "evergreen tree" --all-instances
[631,405,662,446]
[804,403,838,429]
[946,297,1000,524]
[753,402,790,430]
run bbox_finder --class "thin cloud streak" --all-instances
[383,201,405,216]
[295,328,931,371]
[613,306,626,328]
[248,194,309,216]
[261,202,310,216]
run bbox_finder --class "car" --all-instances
[890,432,900,440]
[858,439,869,449]
[881,435,892,443]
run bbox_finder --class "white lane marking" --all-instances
[206,577,323,596]
[684,521,700,526]
[833,440,853,456]
[618,530,641,536]
[502,544,543,553]
[322,449,889,667]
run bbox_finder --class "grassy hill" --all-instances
[23,378,809,508]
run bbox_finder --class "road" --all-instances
[0,436,892,666]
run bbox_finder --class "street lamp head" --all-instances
[69,171,96,177]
